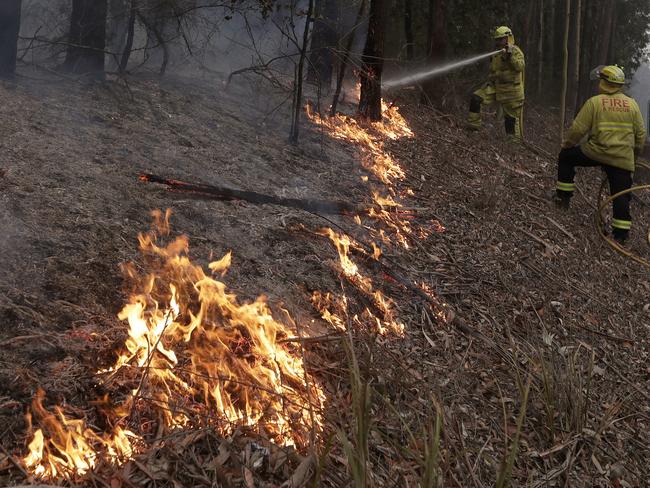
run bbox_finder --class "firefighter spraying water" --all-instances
[467,26,526,141]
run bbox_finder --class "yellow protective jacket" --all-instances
[487,46,525,105]
[564,92,646,171]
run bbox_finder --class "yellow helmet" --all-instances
[598,65,626,85]
[494,26,513,39]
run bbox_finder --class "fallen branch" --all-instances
[544,215,576,242]
[139,173,363,215]
[515,226,557,254]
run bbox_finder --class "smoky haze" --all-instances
[18,0,316,79]
[630,62,650,132]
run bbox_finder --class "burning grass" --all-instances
[22,210,324,481]
[306,100,426,249]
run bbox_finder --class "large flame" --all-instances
[109,212,325,439]
[24,211,324,479]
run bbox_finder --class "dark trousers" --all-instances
[557,146,632,235]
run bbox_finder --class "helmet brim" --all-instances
[589,65,628,85]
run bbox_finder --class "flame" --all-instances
[307,94,416,335]
[24,214,324,479]
[311,292,347,331]
[106,223,324,440]
[23,389,135,479]
[317,228,403,336]
[306,101,428,249]
[306,105,406,187]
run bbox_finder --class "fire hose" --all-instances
[525,141,650,267]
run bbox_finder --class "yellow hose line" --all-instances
[595,178,650,268]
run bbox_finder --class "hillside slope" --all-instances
[0,71,649,487]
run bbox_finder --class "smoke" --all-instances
[17,0,312,80]
[629,62,650,131]
[382,49,502,89]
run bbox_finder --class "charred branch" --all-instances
[139,173,362,215]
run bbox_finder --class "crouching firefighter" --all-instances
[555,65,646,244]
[467,26,525,141]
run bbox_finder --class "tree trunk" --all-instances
[107,0,129,71]
[138,10,168,76]
[330,0,367,116]
[560,0,571,141]
[289,0,315,144]
[65,0,107,78]
[307,0,338,90]
[606,4,618,61]
[570,0,581,116]
[548,0,556,86]
[523,0,536,54]
[119,0,137,73]
[404,0,414,60]
[577,0,595,106]
[537,0,544,96]
[597,0,615,65]
[420,0,446,106]
[0,0,22,79]
[359,0,386,121]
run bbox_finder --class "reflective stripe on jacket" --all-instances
[564,93,646,171]
[487,46,525,104]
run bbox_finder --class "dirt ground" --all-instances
[1,68,649,487]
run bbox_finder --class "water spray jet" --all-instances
[382,49,504,89]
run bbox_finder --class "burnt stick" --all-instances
[140,173,363,216]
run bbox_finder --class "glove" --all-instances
[503,44,513,56]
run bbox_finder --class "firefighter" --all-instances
[555,65,646,244]
[467,26,525,141]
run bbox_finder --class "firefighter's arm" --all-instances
[562,100,593,148]
[508,46,525,72]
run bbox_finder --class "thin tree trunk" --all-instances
[523,0,536,54]
[597,0,615,64]
[577,0,594,106]
[65,0,108,78]
[404,0,414,60]
[421,0,446,106]
[359,0,386,121]
[537,0,544,96]
[560,0,571,141]
[606,4,618,61]
[138,11,168,76]
[548,0,556,85]
[330,0,367,116]
[570,0,581,115]
[306,0,338,90]
[119,0,137,73]
[0,0,22,79]
[289,0,315,144]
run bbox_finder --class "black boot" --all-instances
[613,229,629,244]
[553,190,571,210]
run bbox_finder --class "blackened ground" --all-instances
[0,67,649,487]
